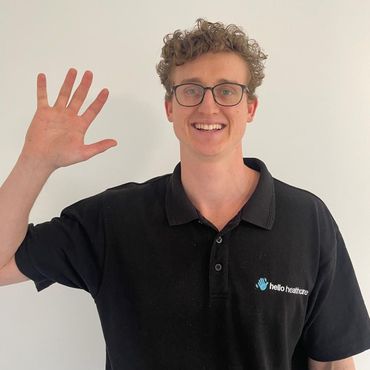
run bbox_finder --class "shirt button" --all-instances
[216,236,223,244]
[215,263,222,272]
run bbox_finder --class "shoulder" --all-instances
[273,177,334,219]
[106,173,170,192]
[272,177,340,249]
[60,173,171,219]
[104,173,170,201]
[93,173,173,218]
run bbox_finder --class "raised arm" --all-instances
[0,69,117,284]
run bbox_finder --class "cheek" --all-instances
[172,105,196,122]
[171,121,190,144]
[228,107,249,125]
[240,105,252,122]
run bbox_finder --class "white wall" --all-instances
[1,0,369,368]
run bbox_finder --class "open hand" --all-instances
[256,278,269,291]
[22,68,117,172]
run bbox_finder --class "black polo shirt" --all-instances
[15,158,370,370]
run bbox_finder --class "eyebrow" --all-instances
[178,78,240,85]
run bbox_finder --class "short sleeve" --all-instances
[14,192,106,298]
[301,202,370,361]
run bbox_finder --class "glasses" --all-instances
[172,82,249,107]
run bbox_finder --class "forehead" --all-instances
[171,52,250,85]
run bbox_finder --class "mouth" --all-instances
[191,123,226,131]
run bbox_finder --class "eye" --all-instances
[221,88,234,96]
[183,86,201,96]
[215,84,239,97]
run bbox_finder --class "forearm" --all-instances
[0,152,53,268]
[0,69,114,270]
[308,357,355,370]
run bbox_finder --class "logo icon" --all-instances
[256,277,269,291]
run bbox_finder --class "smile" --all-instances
[192,123,226,131]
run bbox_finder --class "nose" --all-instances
[197,88,220,113]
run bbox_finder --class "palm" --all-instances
[23,69,117,171]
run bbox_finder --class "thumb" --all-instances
[82,139,118,160]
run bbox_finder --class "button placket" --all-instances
[209,233,229,298]
[214,236,223,272]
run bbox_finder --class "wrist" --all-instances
[17,150,56,178]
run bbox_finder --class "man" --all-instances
[0,19,369,370]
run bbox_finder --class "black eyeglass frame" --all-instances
[171,82,250,107]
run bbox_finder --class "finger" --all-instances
[53,68,78,107]
[68,70,93,113]
[37,73,49,108]
[81,139,118,160]
[80,88,109,126]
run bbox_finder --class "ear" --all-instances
[246,97,258,123]
[165,99,173,123]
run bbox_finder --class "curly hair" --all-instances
[156,18,268,101]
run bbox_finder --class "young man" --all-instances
[0,19,369,370]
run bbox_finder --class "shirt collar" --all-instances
[165,157,275,230]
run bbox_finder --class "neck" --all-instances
[180,150,260,229]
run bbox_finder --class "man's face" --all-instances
[165,51,257,161]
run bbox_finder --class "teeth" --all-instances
[194,123,223,131]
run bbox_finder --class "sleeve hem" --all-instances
[307,338,370,362]
[15,242,54,292]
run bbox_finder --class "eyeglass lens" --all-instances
[175,83,244,106]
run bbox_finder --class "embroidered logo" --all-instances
[255,277,269,291]
[255,277,309,296]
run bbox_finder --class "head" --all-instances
[156,18,267,102]
[156,19,268,161]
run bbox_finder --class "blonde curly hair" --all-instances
[156,18,267,101]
